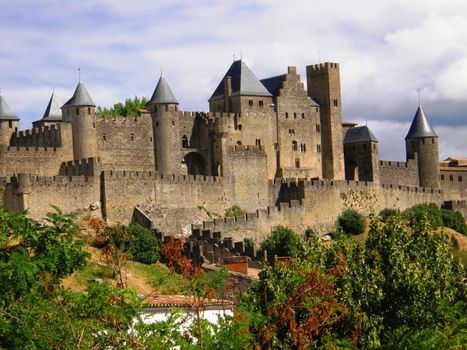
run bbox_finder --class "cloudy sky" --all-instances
[0,0,466,160]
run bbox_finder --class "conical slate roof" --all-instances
[209,60,272,101]
[62,82,95,108]
[344,125,378,143]
[41,92,62,121]
[147,76,179,105]
[405,105,437,139]
[0,94,20,121]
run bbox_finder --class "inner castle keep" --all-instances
[0,60,465,241]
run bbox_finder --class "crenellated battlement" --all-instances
[4,145,59,153]
[379,159,417,169]
[227,144,265,155]
[10,123,70,149]
[12,173,96,189]
[102,171,223,185]
[59,157,101,176]
[307,62,340,72]
[96,114,152,125]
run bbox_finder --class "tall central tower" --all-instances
[306,63,345,180]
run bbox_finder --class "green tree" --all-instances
[261,225,304,258]
[224,205,246,218]
[337,208,366,235]
[97,96,149,117]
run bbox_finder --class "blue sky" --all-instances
[1,0,466,160]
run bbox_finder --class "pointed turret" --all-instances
[147,76,179,105]
[0,94,20,121]
[405,105,440,188]
[405,105,437,139]
[209,60,272,113]
[61,81,97,160]
[62,82,95,108]
[41,92,63,122]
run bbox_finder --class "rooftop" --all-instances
[62,82,95,108]
[344,125,378,143]
[0,94,20,121]
[405,105,437,139]
[147,76,179,105]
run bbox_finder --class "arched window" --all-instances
[182,135,189,148]
[292,140,298,151]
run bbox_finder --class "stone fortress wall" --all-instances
[0,58,465,245]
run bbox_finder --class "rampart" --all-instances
[440,168,467,199]
[59,157,102,176]
[0,145,71,176]
[96,115,155,171]
[5,174,99,219]
[442,200,467,219]
[379,159,419,186]
[10,123,72,150]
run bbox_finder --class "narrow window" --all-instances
[292,140,298,151]
[255,139,261,146]
[316,107,319,112]
[293,113,297,119]
[8,120,12,128]
[238,124,242,131]
[172,120,175,126]
[302,113,305,118]
[303,143,306,152]
[441,175,445,180]
[259,100,264,107]
[458,176,462,182]
[295,159,300,168]
[150,137,153,142]
[285,112,289,118]
[103,134,106,141]
[93,122,96,128]
[432,138,434,144]
[333,99,338,107]
[450,175,453,181]
[88,107,91,114]
[182,135,189,148]
[131,133,134,141]
[363,144,366,150]
[248,100,253,107]
[316,124,320,132]
[422,138,425,145]
[317,144,321,153]
[76,108,79,115]
[156,121,159,127]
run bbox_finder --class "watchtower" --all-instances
[405,105,440,188]
[306,62,345,180]
[61,82,97,160]
[147,76,182,174]
[0,94,20,146]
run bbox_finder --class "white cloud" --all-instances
[0,0,465,160]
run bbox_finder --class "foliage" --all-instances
[378,208,401,222]
[128,260,185,294]
[96,96,148,118]
[93,222,160,265]
[261,225,304,258]
[244,237,255,249]
[440,208,467,235]
[337,208,366,235]
[224,205,247,218]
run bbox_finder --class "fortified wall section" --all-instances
[379,159,419,186]
[10,123,72,151]
[440,169,467,199]
[0,145,71,177]
[59,157,101,176]
[4,174,99,219]
[96,115,155,171]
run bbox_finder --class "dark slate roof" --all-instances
[209,60,272,101]
[147,76,179,105]
[0,94,20,120]
[41,93,62,121]
[260,74,285,103]
[62,82,95,108]
[405,105,438,139]
[344,125,378,143]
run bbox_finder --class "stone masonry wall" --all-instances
[440,169,467,199]
[379,159,419,187]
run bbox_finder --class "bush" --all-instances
[440,209,467,235]
[337,208,365,235]
[244,238,254,249]
[379,208,401,222]
[403,203,442,228]
[261,225,303,257]
[224,205,246,218]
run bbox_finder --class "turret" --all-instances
[306,62,345,180]
[343,125,379,183]
[0,93,20,146]
[147,76,182,174]
[33,91,63,127]
[405,105,440,188]
[61,82,97,160]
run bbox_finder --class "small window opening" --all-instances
[8,120,12,128]
[441,175,445,180]
[295,159,300,168]
[255,139,261,146]
[316,124,320,132]
[293,113,297,119]
[432,138,435,144]
[317,144,321,153]
[449,175,453,181]
[172,120,175,126]
[156,121,159,127]
[237,141,242,145]
[285,112,289,118]
[92,122,95,128]
[301,113,305,118]
[248,100,253,107]
[76,108,80,115]
[238,124,242,131]
[150,137,153,142]
[182,135,189,148]
[103,134,106,141]
[88,107,91,114]
[333,99,338,107]
[292,140,298,151]
[259,100,264,107]
[458,176,462,182]
[130,133,134,141]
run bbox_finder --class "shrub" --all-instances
[440,209,467,235]
[337,208,365,235]
[244,238,254,249]
[379,208,401,222]
[403,203,442,228]
[261,225,303,257]
[224,205,246,218]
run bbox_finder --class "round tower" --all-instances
[0,93,20,146]
[61,82,97,160]
[147,76,182,174]
[405,105,440,188]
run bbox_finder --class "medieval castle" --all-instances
[0,60,465,246]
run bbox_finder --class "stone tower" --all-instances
[33,92,63,127]
[343,125,380,183]
[405,105,440,188]
[147,76,182,174]
[61,82,97,160]
[0,94,20,146]
[306,63,345,180]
